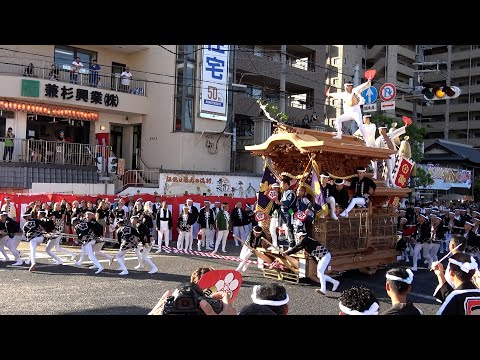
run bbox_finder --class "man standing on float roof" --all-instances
[326,79,372,141]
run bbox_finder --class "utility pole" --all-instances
[280,45,286,113]
[444,45,452,140]
[351,64,360,134]
[230,45,237,173]
[412,45,422,122]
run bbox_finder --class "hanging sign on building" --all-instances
[199,45,230,121]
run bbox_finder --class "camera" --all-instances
[162,282,223,315]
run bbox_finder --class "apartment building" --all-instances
[325,45,418,127]
[233,45,328,173]
[421,45,480,147]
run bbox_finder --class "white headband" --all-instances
[386,269,414,284]
[339,301,379,315]
[251,285,289,306]
[448,257,478,273]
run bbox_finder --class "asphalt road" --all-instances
[0,241,443,315]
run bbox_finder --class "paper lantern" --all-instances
[0,101,4,108]
[12,103,18,110]
[21,104,26,111]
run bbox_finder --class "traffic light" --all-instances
[96,156,104,172]
[108,157,118,174]
[422,86,461,101]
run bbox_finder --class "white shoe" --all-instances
[54,261,63,265]
[70,254,77,261]
[332,280,340,292]
[134,264,144,270]
[339,210,348,218]
[331,213,339,221]
[211,251,217,254]
[222,250,227,253]
[411,267,417,272]
[148,267,158,274]
[89,265,98,269]
[119,270,128,275]
[74,261,82,266]
[206,247,213,251]
[12,260,23,266]
[95,267,104,274]
[235,243,239,247]
[24,259,30,265]
[332,134,341,140]
[154,250,161,254]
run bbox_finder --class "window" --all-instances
[54,46,97,72]
[332,78,339,86]
[332,57,340,65]
[174,45,196,132]
[254,45,265,57]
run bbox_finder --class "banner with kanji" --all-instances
[255,161,281,221]
[389,156,414,205]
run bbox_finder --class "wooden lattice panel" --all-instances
[370,214,397,248]
[314,209,369,252]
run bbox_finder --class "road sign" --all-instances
[379,83,396,101]
[363,103,377,112]
[361,86,378,104]
[380,101,396,110]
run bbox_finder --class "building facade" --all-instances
[233,45,328,173]
[0,45,235,194]
[325,45,419,126]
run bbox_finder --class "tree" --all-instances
[473,177,480,202]
[370,114,427,163]
[414,166,434,188]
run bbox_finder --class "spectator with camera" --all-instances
[3,127,14,162]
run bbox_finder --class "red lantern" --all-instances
[21,104,26,111]
[34,106,39,113]
[52,109,57,116]
[0,101,4,108]
[7,102,12,110]
[12,103,18,110]
[47,109,51,115]
[26,104,31,112]
[60,109,64,116]
[43,106,47,113]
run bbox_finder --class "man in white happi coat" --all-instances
[326,79,372,141]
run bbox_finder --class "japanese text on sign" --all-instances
[199,45,230,121]
[45,84,119,107]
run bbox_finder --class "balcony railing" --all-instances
[0,57,147,96]
[122,170,160,188]
[0,137,110,169]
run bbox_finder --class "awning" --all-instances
[418,178,471,191]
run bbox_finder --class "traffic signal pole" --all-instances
[444,45,452,140]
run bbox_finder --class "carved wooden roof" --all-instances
[245,125,397,177]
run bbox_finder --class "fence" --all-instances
[0,137,110,168]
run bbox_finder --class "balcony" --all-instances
[0,57,147,96]
[0,137,109,168]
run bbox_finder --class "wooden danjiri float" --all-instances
[245,121,412,284]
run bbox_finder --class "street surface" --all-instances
[0,241,441,315]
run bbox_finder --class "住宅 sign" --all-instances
[199,45,230,121]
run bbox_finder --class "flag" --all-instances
[304,160,329,218]
[389,156,415,205]
[255,161,280,219]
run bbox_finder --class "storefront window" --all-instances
[26,115,90,144]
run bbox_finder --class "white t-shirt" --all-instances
[71,61,83,73]
[121,71,132,85]
[1,203,16,220]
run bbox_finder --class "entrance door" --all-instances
[132,125,141,169]
[110,126,123,159]
[111,62,126,91]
